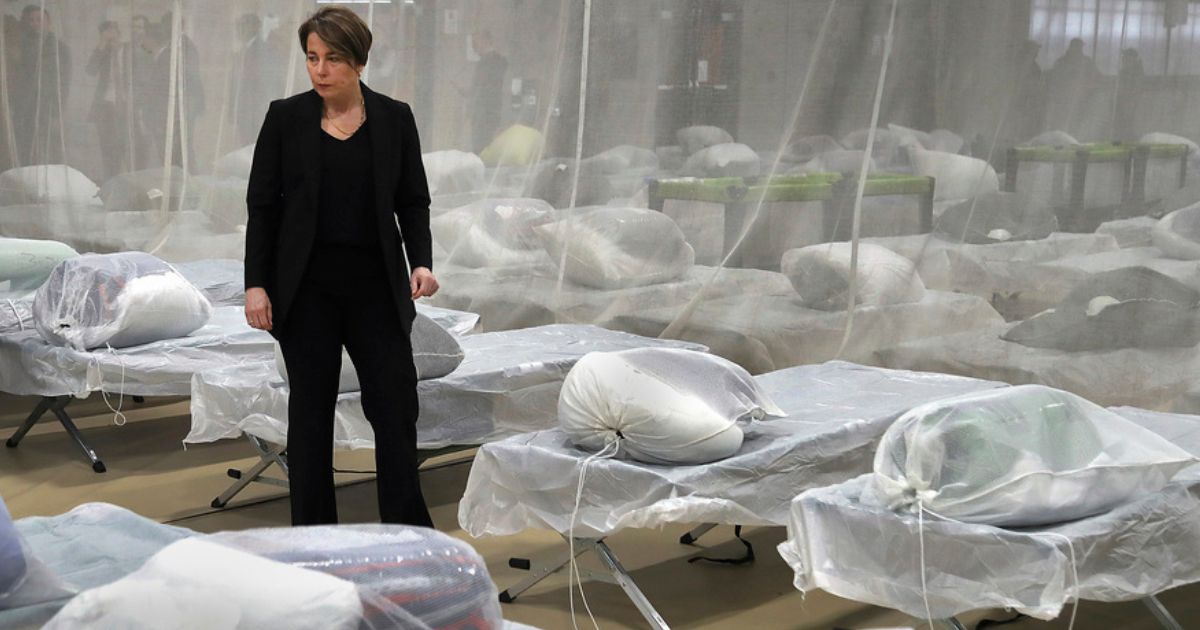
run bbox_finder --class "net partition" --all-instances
[2,0,1200,412]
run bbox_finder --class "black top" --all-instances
[244,85,433,334]
[317,118,377,249]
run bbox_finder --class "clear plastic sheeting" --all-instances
[535,206,696,289]
[458,361,1004,539]
[0,305,272,397]
[0,503,190,629]
[778,407,1200,622]
[45,537,365,630]
[203,526,504,630]
[0,0,1198,481]
[186,324,704,450]
[32,252,212,350]
[863,385,1197,526]
[607,290,1002,375]
[0,497,67,614]
[877,323,1200,412]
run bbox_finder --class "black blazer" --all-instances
[244,83,432,334]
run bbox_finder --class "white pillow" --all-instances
[213,143,256,179]
[422,150,485,196]
[33,252,212,350]
[44,538,362,630]
[535,207,695,289]
[558,348,784,465]
[864,385,1197,526]
[1140,131,1199,155]
[275,313,464,391]
[781,242,926,310]
[0,165,98,206]
[431,198,555,268]
[1152,202,1200,260]
[682,142,761,178]
[676,125,734,156]
[908,146,999,201]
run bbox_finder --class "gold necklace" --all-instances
[325,98,365,137]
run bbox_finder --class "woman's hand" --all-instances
[245,287,274,331]
[410,267,439,299]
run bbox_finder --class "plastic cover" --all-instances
[0,497,72,614]
[32,252,212,350]
[534,206,695,289]
[1153,203,1200,260]
[781,242,926,310]
[878,322,1200,413]
[186,324,704,450]
[558,348,784,464]
[44,537,366,630]
[203,526,503,630]
[458,361,1004,539]
[0,305,273,397]
[778,407,1200,621]
[608,290,1003,374]
[431,197,556,269]
[862,385,1197,526]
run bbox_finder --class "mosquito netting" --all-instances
[3,0,1199,412]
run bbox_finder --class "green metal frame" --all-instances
[648,172,935,266]
[1003,142,1189,232]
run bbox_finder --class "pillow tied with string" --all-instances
[534,206,695,289]
[781,242,925,311]
[32,252,212,351]
[558,348,784,465]
[863,384,1198,527]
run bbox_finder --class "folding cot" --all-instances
[457,361,1005,628]
[778,405,1200,630]
[0,258,479,472]
[186,324,703,509]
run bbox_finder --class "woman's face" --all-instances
[305,33,363,101]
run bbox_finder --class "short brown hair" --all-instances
[298,6,372,67]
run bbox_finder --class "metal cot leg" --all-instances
[593,540,671,630]
[940,618,968,630]
[210,436,289,508]
[6,396,105,473]
[679,523,718,545]
[499,543,590,603]
[1142,595,1184,630]
[5,396,56,447]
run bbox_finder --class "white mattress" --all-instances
[779,406,1200,621]
[604,290,1004,374]
[186,324,704,450]
[0,300,479,398]
[457,361,1004,539]
[876,324,1200,412]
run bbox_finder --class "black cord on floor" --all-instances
[686,525,756,566]
[332,467,376,474]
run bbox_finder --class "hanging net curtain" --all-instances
[2,0,1199,412]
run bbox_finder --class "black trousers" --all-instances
[276,251,432,527]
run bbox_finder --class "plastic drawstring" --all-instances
[1035,531,1079,630]
[91,343,129,427]
[568,436,620,630]
[4,299,24,331]
[917,501,934,630]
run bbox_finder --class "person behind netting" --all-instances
[243,6,439,527]
[1115,48,1145,142]
[143,12,204,171]
[86,20,132,179]
[466,30,507,152]
[12,5,70,166]
[1046,38,1101,139]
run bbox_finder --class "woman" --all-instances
[243,6,438,527]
